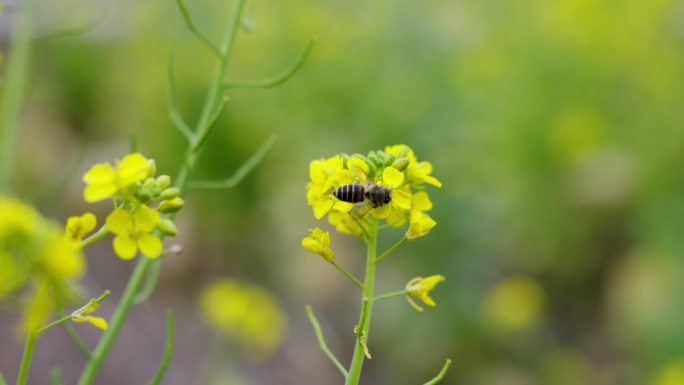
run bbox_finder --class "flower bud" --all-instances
[392,157,409,171]
[157,218,178,236]
[160,187,180,200]
[156,175,171,189]
[159,197,185,213]
[146,159,157,178]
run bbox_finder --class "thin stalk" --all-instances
[16,332,37,385]
[144,311,175,385]
[0,0,35,192]
[76,257,151,385]
[305,306,348,378]
[345,220,378,385]
[422,359,452,385]
[79,225,110,251]
[330,261,364,289]
[76,3,247,384]
[373,289,408,303]
[374,237,406,265]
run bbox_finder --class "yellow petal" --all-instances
[371,203,391,219]
[392,187,412,210]
[406,211,437,240]
[80,213,97,234]
[385,209,407,228]
[422,174,442,188]
[382,166,404,189]
[85,316,108,330]
[83,184,117,203]
[313,198,334,219]
[115,153,150,187]
[332,200,355,212]
[113,235,138,260]
[301,237,323,255]
[309,160,327,184]
[412,191,433,211]
[83,163,115,184]
[138,234,163,258]
[134,205,160,232]
[106,208,133,235]
[347,156,369,179]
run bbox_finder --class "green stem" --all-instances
[79,225,110,251]
[145,311,175,385]
[0,0,35,192]
[76,3,247,384]
[345,220,378,385]
[174,0,246,195]
[305,306,348,378]
[372,289,408,303]
[422,359,452,385]
[374,237,406,265]
[16,332,37,385]
[331,261,363,289]
[76,257,151,385]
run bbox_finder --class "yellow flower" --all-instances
[41,231,85,280]
[650,358,684,385]
[406,275,445,311]
[405,210,437,240]
[328,211,365,237]
[64,213,97,246]
[0,195,38,239]
[199,279,287,360]
[301,227,335,262]
[385,144,442,188]
[106,205,162,259]
[82,153,153,203]
[307,155,355,219]
[368,166,412,219]
[70,291,110,331]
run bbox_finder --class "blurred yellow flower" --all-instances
[82,153,153,202]
[481,277,546,332]
[406,275,445,312]
[301,227,335,262]
[199,279,287,360]
[0,195,38,238]
[106,205,162,259]
[41,230,85,280]
[650,358,684,385]
[64,212,97,246]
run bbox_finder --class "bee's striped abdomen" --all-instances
[333,183,365,203]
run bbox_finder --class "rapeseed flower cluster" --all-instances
[0,196,98,332]
[81,153,183,259]
[305,144,440,239]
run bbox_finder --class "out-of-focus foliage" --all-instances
[1,0,684,383]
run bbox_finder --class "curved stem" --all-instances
[0,0,35,192]
[145,311,175,385]
[224,37,316,89]
[305,306,348,378]
[345,220,378,385]
[422,359,452,385]
[79,225,110,251]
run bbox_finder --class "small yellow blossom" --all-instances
[301,227,335,262]
[405,210,437,240]
[82,153,152,202]
[41,231,85,279]
[406,275,445,312]
[307,155,355,219]
[385,144,442,187]
[106,205,162,259]
[0,196,38,238]
[64,212,97,246]
[369,166,412,219]
[70,292,110,331]
[327,211,365,237]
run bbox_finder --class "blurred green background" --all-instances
[2,0,684,384]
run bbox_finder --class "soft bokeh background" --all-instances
[2,0,684,384]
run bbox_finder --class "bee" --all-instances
[333,182,391,208]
